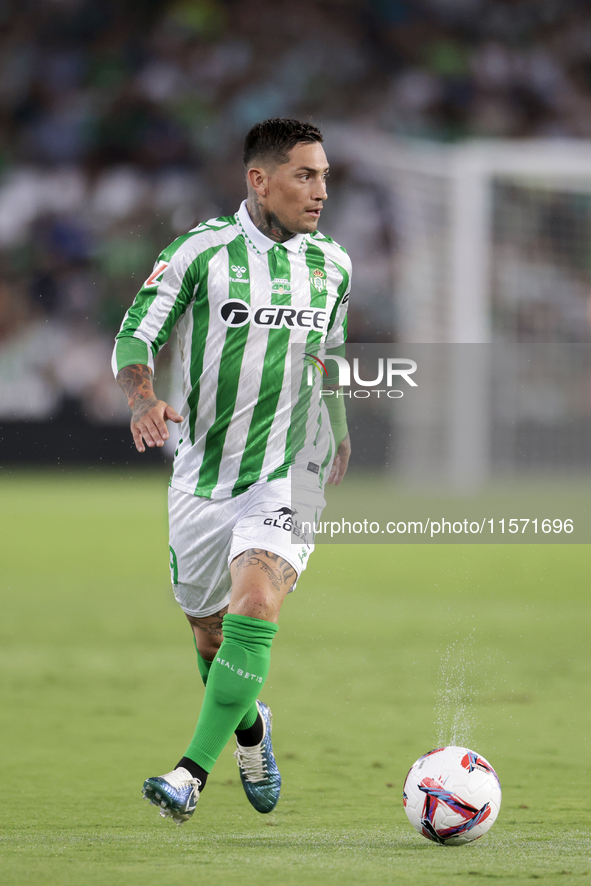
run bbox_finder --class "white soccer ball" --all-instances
[402,746,502,845]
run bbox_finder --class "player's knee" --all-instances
[185,613,225,660]
[231,587,280,622]
[193,630,222,661]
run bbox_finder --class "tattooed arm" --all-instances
[116,363,182,453]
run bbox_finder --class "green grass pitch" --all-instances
[1,470,590,886]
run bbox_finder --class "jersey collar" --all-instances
[237,201,306,254]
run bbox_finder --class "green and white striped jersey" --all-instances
[112,201,351,499]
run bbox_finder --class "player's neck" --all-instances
[246,196,293,244]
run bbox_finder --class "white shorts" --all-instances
[168,476,326,617]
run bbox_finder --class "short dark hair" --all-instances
[243,118,323,168]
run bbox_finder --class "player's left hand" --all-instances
[327,434,351,486]
[131,400,182,453]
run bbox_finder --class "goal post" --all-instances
[324,127,591,488]
[325,127,591,344]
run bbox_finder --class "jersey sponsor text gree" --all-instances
[219,299,327,330]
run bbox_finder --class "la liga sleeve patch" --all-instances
[144,261,169,288]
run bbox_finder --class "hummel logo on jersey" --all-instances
[230,264,249,284]
[220,299,327,330]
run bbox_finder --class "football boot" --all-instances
[234,700,281,813]
[142,767,201,825]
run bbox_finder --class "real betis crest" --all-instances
[311,268,325,292]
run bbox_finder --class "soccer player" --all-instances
[113,118,351,824]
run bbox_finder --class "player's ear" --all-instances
[247,166,269,197]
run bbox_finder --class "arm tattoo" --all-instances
[188,606,228,637]
[234,548,297,592]
[116,364,158,419]
[247,192,293,243]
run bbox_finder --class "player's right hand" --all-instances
[327,433,351,486]
[131,401,183,453]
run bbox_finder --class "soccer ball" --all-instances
[402,746,501,845]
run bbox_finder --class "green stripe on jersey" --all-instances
[326,257,350,335]
[267,242,330,479]
[160,230,202,261]
[187,243,234,445]
[186,281,208,445]
[113,336,150,372]
[152,260,198,355]
[118,290,159,344]
[288,243,330,463]
[196,238,251,495]
[117,231,198,342]
[319,419,335,486]
[232,244,292,496]
[113,214,351,500]
[187,294,209,446]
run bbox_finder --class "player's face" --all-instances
[265,142,329,235]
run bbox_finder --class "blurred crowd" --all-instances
[2,0,591,422]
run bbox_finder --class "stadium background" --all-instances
[4,0,591,463]
[2,2,591,885]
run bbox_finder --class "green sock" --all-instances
[195,644,212,685]
[194,637,259,732]
[185,614,278,770]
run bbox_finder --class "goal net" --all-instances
[325,129,591,488]
[328,128,591,344]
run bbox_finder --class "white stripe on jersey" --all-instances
[114,210,352,499]
[171,246,230,493]
[214,249,271,494]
